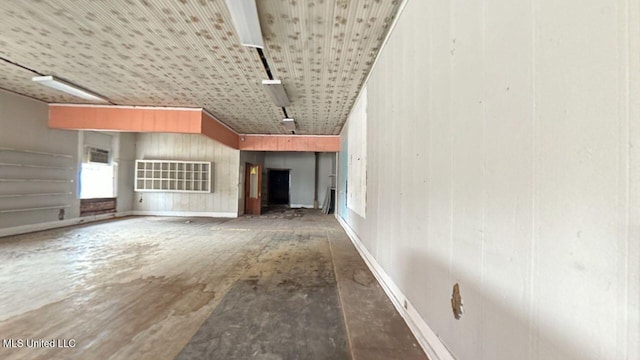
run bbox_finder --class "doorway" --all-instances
[244,163,262,215]
[268,169,290,205]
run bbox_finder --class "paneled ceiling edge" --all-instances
[335,0,410,136]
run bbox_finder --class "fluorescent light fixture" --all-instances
[224,0,264,48]
[32,75,108,103]
[282,118,296,132]
[262,79,290,107]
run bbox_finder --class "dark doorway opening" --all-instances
[268,169,290,205]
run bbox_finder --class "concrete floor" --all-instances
[0,209,427,360]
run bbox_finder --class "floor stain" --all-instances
[176,234,349,360]
[0,210,426,360]
[0,276,216,360]
[353,269,374,287]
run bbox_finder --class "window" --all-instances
[79,133,116,199]
[80,157,114,199]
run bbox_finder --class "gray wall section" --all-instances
[338,0,640,359]
[83,131,112,150]
[0,90,137,233]
[0,89,80,228]
[317,153,334,206]
[263,152,334,208]
[116,132,136,213]
[238,151,265,215]
[134,133,240,215]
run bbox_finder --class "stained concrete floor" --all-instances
[0,209,427,360]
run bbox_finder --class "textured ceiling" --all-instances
[0,0,401,135]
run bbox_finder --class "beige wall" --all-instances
[338,0,640,359]
[134,133,240,216]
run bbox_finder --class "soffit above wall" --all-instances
[0,0,402,135]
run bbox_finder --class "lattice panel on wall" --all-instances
[134,160,211,193]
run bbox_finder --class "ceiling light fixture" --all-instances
[32,75,109,103]
[224,0,264,48]
[262,79,290,107]
[282,118,296,132]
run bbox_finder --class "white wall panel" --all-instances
[338,0,640,359]
[134,133,240,215]
[346,87,367,218]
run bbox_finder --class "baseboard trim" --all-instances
[290,204,315,209]
[335,214,456,360]
[0,211,134,238]
[132,210,237,218]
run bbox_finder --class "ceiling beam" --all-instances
[201,111,240,149]
[48,104,339,152]
[49,105,203,133]
[238,134,340,152]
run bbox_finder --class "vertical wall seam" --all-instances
[627,2,640,357]
[618,0,632,357]
[448,0,456,288]
[480,0,487,358]
[527,0,538,359]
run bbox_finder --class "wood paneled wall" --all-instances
[134,133,239,216]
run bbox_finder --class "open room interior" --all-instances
[0,0,639,359]
[0,211,425,360]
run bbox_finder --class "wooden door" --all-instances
[244,163,262,215]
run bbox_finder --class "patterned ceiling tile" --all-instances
[0,0,401,135]
[259,0,402,134]
[0,59,95,103]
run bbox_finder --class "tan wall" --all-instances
[338,0,640,359]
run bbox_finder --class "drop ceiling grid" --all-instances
[0,0,401,135]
